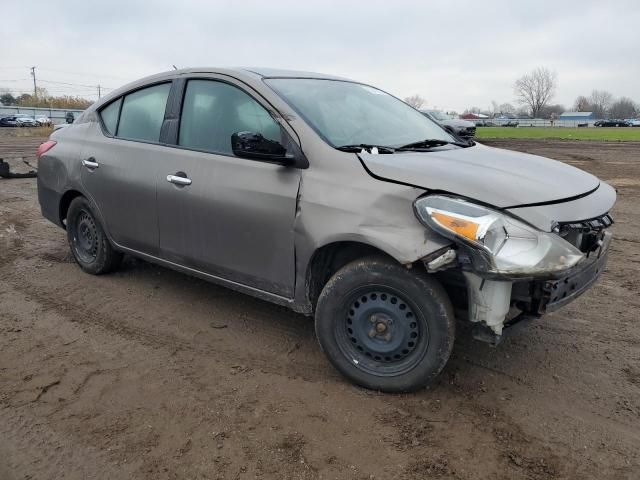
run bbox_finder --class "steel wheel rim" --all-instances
[335,286,430,377]
[73,209,98,263]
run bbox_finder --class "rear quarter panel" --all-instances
[37,123,91,226]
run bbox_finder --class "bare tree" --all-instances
[498,103,516,115]
[490,100,499,116]
[573,95,590,112]
[589,90,613,119]
[404,94,425,109]
[514,66,558,118]
[609,97,637,119]
[539,104,566,119]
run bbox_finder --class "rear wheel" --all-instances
[315,257,455,392]
[66,196,122,275]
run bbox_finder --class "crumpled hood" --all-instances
[441,118,475,129]
[359,143,600,208]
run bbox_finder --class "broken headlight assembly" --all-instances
[414,195,584,276]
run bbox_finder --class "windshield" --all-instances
[264,78,454,148]
[426,110,453,121]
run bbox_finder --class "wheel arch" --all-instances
[59,189,84,228]
[304,240,401,313]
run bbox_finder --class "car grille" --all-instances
[458,127,476,138]
[557,213,613,253]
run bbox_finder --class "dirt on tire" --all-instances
[1,130,639,479]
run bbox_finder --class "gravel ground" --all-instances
[1,130,638,479]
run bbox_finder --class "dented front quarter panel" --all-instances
[277,111,451,311]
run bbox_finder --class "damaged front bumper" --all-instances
[525,230,611,314]
[462,230,612,340]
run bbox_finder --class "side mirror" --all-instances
[231,131,294,166]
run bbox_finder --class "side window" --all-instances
[117,83,171,143]
[99,98,122,135]
[179,79,281,155]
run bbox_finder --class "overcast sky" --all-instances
[2,0,639,112]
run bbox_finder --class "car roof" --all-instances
[127,67,348,85]
[239,67,348,80]
[88,67,353,113]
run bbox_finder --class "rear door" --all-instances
[80,82,172,255]
[155,77,301,297]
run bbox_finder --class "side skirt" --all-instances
[116,245,296,310]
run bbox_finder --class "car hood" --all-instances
[440,119,475,128]
[359,142,600,208]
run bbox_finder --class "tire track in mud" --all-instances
[0,409,131,480]
[0,270,335,385]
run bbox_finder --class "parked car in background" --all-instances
[473,120,497,127]
[38,67,616,392]
[594,119,631,127]
[36,116,53,127]
[0,116,18,127]
[0,114,38,127]
[16,115,38,127]
[421,110,476,140]
[624,118,640,127]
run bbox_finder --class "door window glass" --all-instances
[179,80,281,155]
[99,97,122,135]
[117,83,171,142]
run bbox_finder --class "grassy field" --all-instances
[0,126,54,138]
[476,126,640,141]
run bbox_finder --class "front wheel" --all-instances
[66,196,122,275]
[315,257,455,392]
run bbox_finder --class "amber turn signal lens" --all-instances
[431,211,480,241]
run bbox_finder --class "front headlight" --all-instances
[414,195,584,275]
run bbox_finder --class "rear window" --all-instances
[116,83,171,143]
[100,98,122,135]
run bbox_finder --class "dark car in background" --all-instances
[421,110,476,140]
[0,114,39,127]
[594,119,631,127]
[0,116,17,127]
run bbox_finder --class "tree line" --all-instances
[405,66,638,120]
[0,87,93,110]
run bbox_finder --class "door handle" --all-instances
[82,158,99,169]
[166,174,192,186]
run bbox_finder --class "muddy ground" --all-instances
[1,131,638,479]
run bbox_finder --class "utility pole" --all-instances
[97,84,101,99]
[30,66,37,98]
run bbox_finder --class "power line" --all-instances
[1,74,117,99]
[36,67,132,81]
[38,79,115,89]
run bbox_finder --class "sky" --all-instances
[1,0,639,112]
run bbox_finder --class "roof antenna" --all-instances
[172,65,178,70]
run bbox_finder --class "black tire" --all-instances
[315,256,455,392]
[66,196,122,275]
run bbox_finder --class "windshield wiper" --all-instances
[397,139,470,150]
[336,144,396,154]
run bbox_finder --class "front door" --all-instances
[156,78,301,297]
